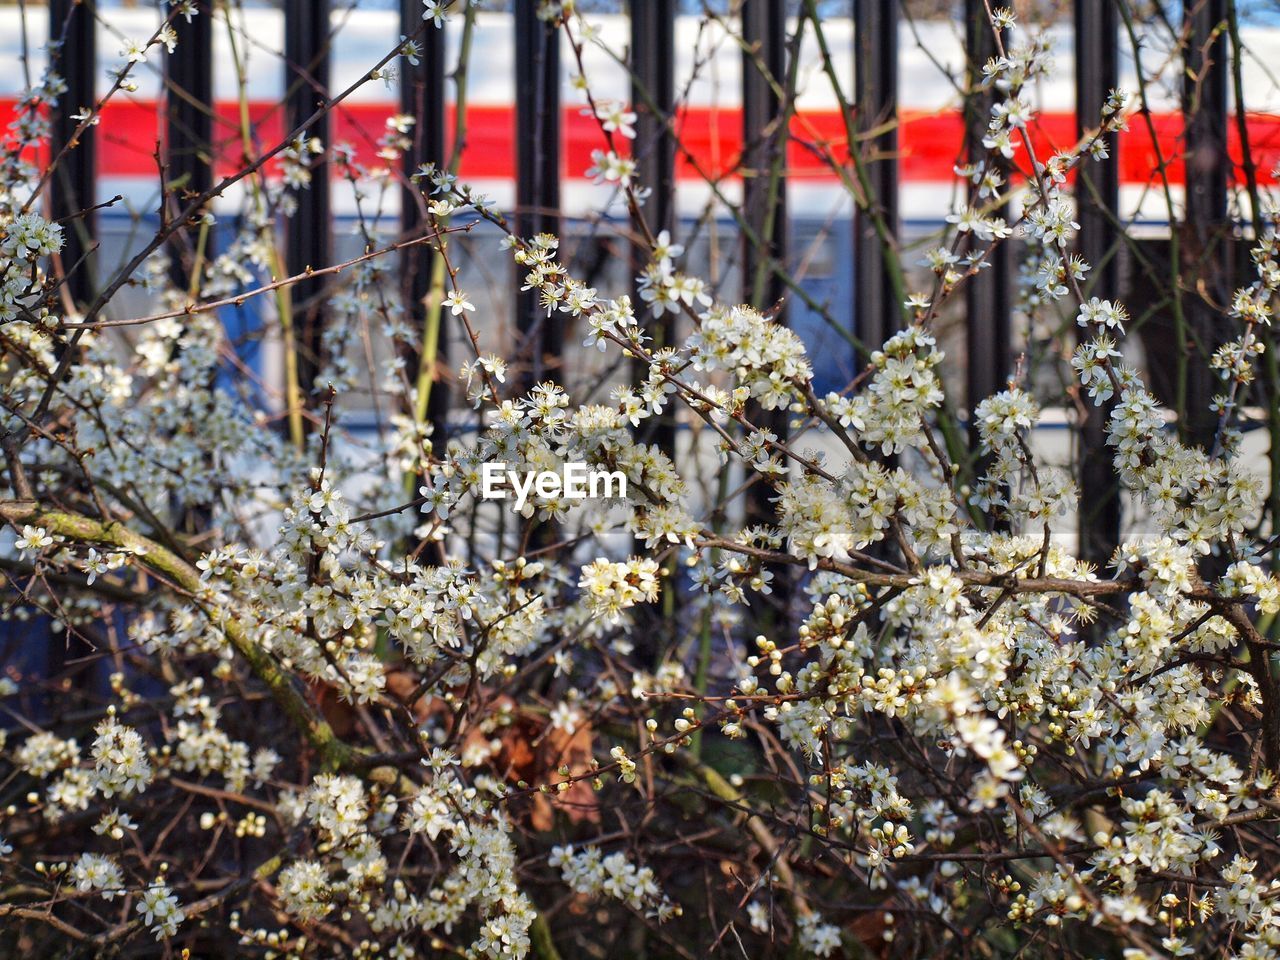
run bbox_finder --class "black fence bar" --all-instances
[400,0,448,436]
[165,0,214,291]
[46,0,98,691]
[740,0,790,612]
[853,0,900,361]
[631,0,674,243]
[1183,0,1230,449]
[1075,0,1122,564]
[963,0,1012,421]
[49,0,97,310]
[630,0,676,452]
[740,0,787,317]
[514,0,562,389]
[284,0,332,411]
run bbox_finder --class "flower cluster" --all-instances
[577,556,661,623]
[549,845,678,920]
[0,213,61,324]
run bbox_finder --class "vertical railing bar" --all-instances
[741,0,790,616]
[1074,0,1122,564]
[963,0,1012,427]
[740,0,787,319]
[284,0,333,420]
[400,0,448,440]
[49,0,97,312]
[46,0,98,694]
[165,1,216,533]
[1183,0,1230,449]
[165,0,214,292]
[853,0,899,362]
[628,0,679,653]
[630,0,676,455]
[514,0,562,391]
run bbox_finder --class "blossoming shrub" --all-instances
[3,2,1280,958]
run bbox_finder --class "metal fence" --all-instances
[40,0,1247,572]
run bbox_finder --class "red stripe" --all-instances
[7,98,1279,186]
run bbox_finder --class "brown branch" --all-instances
[0,501,368,773]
